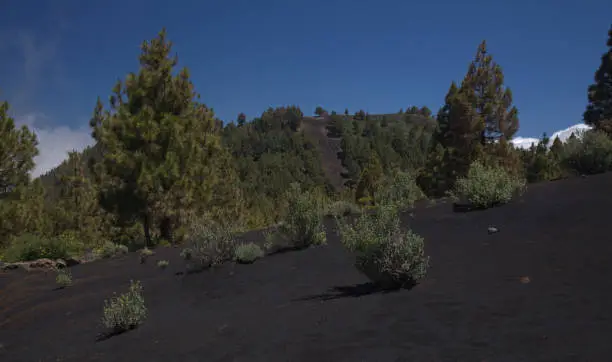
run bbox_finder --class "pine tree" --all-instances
[584,25,612,134]
[53,151,106,243]
[550,137,564,156]
[445,92,485,176]
[354,110,366,121]
[433,40,520,185]
[0,179,50,246]
[435,81,459,147]
[237,112,246,127]
[90,29,232,246]
[355,152,383,205]
[0,100,39,198]
[457,40,519,144]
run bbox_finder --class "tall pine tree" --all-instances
[584,25,612,134]
[53,151,106,243]
[435,40,520,178]
[90,29,235,246]
[0,99,42,248]
[0,100,39,198]
[459,40,519,144]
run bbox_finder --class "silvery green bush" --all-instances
[55,268,72,288]
[376,171,425,210]
[270,183,326,249]
[452,161,526,208]
[336,205,429,289]
[102,280,147,332]
[185,220,236,266]
[234,243,264,264]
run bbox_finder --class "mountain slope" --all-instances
[511,123,592,149]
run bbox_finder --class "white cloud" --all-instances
[15,113,94,178]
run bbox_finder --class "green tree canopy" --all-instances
[0,100,39,198]
[89,28,233,245]
[584,25,612,134]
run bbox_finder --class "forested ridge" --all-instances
[1,25,612,263]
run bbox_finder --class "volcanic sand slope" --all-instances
[300,116,347,191]
[2,173,612,361]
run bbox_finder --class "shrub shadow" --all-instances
[452,201,503,213]
[265,244,309,257]
[95,327,133,342]
[292,282,402,302]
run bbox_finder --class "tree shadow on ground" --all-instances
[292,282,401,302]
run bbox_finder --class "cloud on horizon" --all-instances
[15,113,94,178]
[2,17,94,178]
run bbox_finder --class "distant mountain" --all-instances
[511,123,592,150]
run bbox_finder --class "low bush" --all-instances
[138,248,154,264]
[102,280,147,333]
[452,161,526,209]
[336,205,429,289]
[267,183,326,250]
[376,171,425,210]
[263,230,275,251]
[234,243,264,264]
[55,268,73,288]
[157,260,169,269]
[180,247,193,260]
[185,220,235,267]
[97,241,128,259]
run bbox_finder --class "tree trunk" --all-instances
[159,216,173,244]
[143,212,151,248]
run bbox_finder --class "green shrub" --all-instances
[269,183,326,249]
[55,268,73,288]
[263,230,275,251]
[139,248,153,256]
[2,233,84,262]
[336,205,429,289]
[157,260,169,269]
[185,220,235,266]
[180,247,193,260]
[561,130,612,175]
[376,171,425,210]
[452,161,526,208]
[138,248,154,264]
[234,243,264,264]
[97,241,128,259]
[102,280,147,333]
[325,200,362,217]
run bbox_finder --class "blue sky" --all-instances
[1,0,611,175]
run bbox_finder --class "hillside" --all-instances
[2,172,612,361]
[300,116,347,191]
